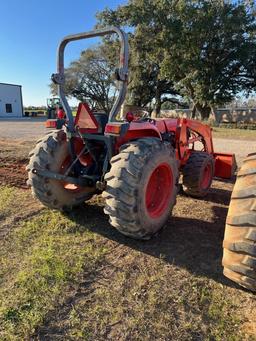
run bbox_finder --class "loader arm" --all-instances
[165,118,236,178]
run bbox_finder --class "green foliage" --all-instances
[212,126,256,139]
[0,186,16,216]
[51,45,118,114]
[97,2,182,115]
[0,209,108,340]
[97,0,256,118]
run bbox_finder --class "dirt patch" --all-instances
[0,158,28,189]
[0,139,34,189]
[0,130,254,190]
[213,137,256,166]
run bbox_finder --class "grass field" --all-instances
[0,184,255,340]
[0,135,255,340]
[212,127,256,140]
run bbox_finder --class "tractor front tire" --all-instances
[103,138,178,240]
[182,152,214,198]
[222,153,256,292]
[27,130,95,211]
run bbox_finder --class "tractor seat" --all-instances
[93,112,109,134]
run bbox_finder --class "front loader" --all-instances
[26,27,252,291]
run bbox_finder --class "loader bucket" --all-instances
[214,153,237,179]
[45,119,65,129]
[45,119,57,128]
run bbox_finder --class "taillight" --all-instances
[105,123,122,135]
[105,122,130,136]
[45,119,57,128]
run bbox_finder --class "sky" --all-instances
[0,0,125,106]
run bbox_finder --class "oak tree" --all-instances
[97,0,256,118]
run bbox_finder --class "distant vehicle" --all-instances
[47,97,60,119]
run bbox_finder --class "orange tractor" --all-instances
[27,27,255,291]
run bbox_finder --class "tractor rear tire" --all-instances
[222,153,256,292]
[102,138,178,240]
[182,152,214,198]
[27,130,95,211]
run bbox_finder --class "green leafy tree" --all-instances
[51,45,118,114]
[97,0,256,119]
[97,5,182,116]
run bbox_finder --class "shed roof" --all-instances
[0,82,22,87]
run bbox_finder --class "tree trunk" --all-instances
[194,103,211,120]
[152,90,162,118]
[155,100,162,117]
[209,107,216,122]
[191,104,196,119]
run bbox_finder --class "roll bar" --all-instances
[52,27,129,131]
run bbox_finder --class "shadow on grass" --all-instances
[180,187,233,206]
[36,186,241,339]
[214,175,237,185]
[66,187,239,290]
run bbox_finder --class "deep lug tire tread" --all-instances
[182,152,214,198]
[27,130,94,211]
[103,138,178,240]
[222,156,256,292]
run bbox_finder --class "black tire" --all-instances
[222,153,256,292]
[102,138,179,240]
[182,152,214,198]
[26,130,95,210]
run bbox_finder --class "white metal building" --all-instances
[0,83,23,117]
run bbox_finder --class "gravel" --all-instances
[0,118,47,140]
[213,138,255,166]
[0,118,254,166]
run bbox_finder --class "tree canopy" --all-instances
[51,45,118,114]
[51,1,256,119]
[97,0,256,118]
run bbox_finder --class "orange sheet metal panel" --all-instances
[45,119,57,128]
[214,153,237,179]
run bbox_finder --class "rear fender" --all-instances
[117,121,163,146]
[214,153,237,179]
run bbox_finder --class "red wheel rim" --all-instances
[200,163,212,190]
[59,154,92,192]
[60,157,81,192]
[59,137,93,192]
[145,163,173,218]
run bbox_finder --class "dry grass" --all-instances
[212,127,256,140]
[0,139,32,161]
[0,194,108,341]
[0,137,255,340]
[0,184,255,340]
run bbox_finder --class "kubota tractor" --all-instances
[26,27,254,291]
